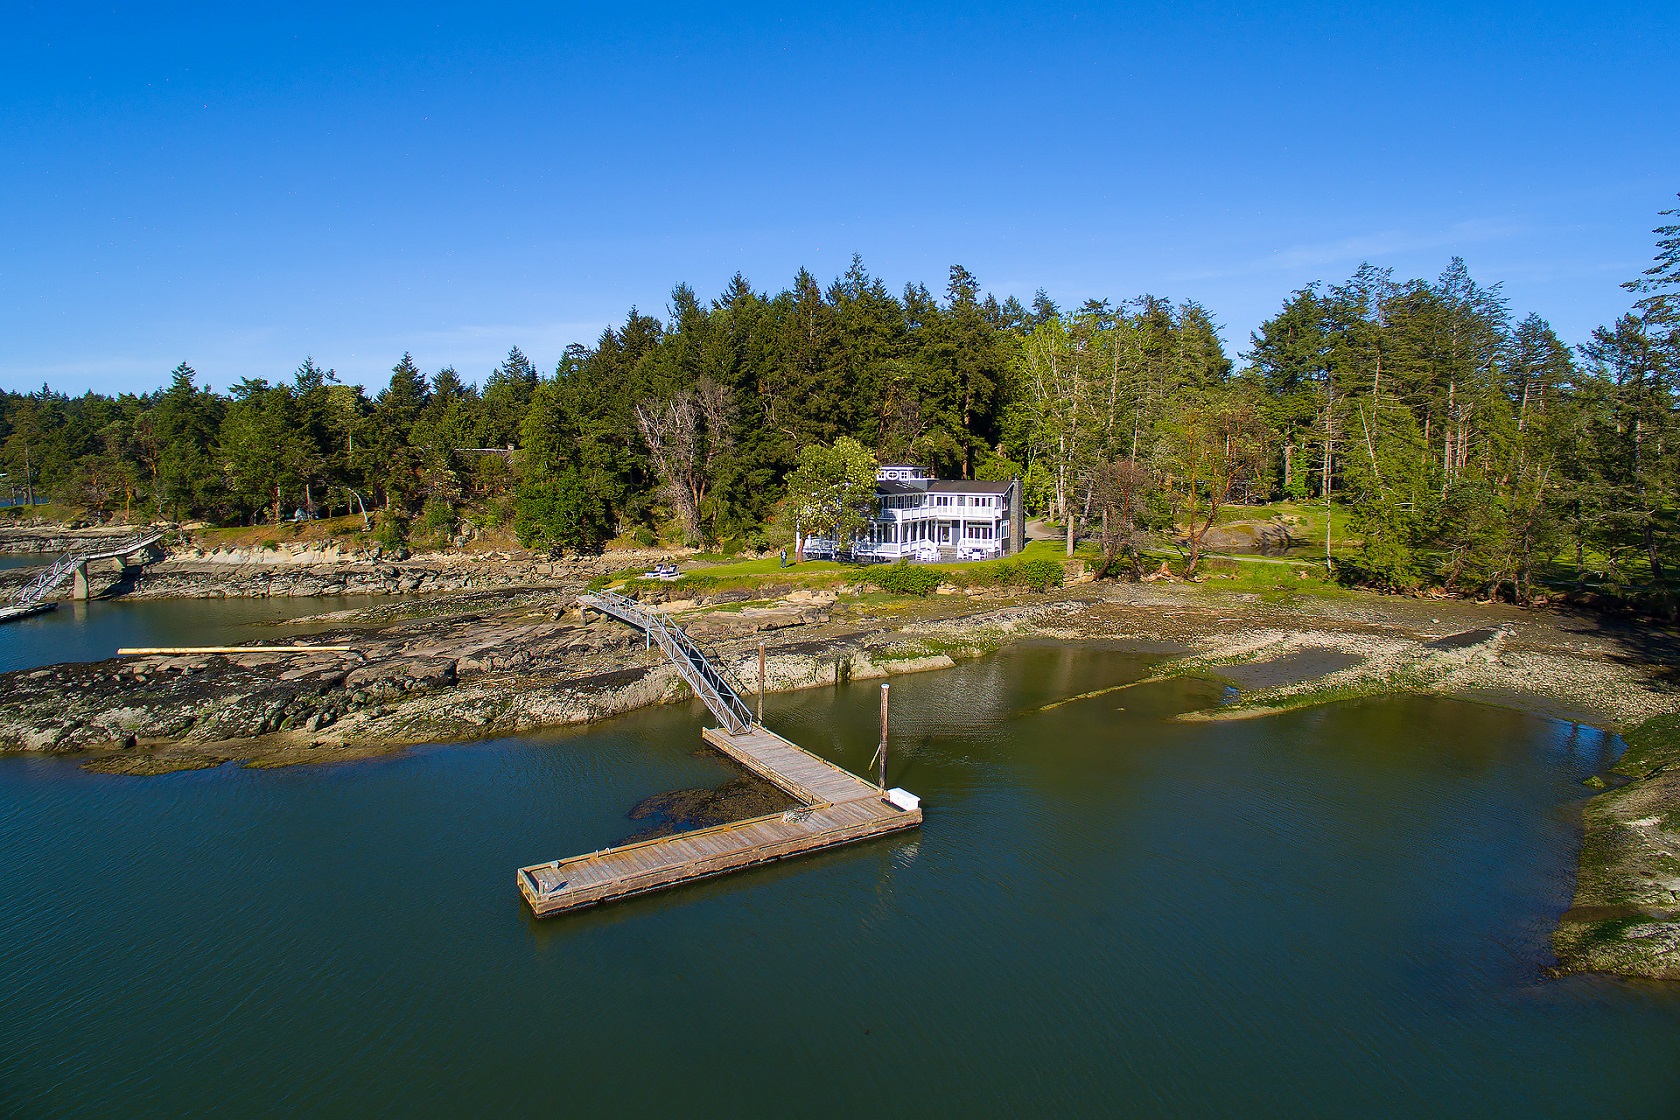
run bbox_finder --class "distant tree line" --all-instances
[2,199,1676,603]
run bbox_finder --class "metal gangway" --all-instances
[6,530,168,610]
[578,588,755,734]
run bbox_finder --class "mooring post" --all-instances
[757,640,766,725]
[878,683,889,794]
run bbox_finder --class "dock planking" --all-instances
[518,723,922,918]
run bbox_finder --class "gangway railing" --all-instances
[6,530,168,609]
[579,589,755,734]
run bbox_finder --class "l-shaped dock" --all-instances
[518,590,922,918]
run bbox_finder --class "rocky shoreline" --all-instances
[1,538,1677,980]
[1551,716,1680,981]
[0,528,624,599]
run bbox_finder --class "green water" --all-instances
[0,552,47,570]
[2,643,1677,1117]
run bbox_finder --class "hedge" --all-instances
[621,573,720,598]
[868,562,944,597]
[867,556,1065,596]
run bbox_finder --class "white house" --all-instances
[801,465,1024,562]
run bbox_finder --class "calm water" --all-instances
[0,596,391,675]
[2,642,1678,1118]
[0,552,47,571]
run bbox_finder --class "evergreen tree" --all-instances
[9,223,1680,606]
[369,353,430,509]
[153,363,222,518]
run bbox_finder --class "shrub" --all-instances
[373,510,408,550]
[633,527,658,547]
[419,496,456,534]
[1014,556,1065,591]
[622,573,719,599]
[868,562,943,597]
[514,469,610,554]
[940,556,1064,592]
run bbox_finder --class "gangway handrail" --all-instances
[7,529,169,608]
[579,589,755,734]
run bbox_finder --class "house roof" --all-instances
[928,480,1012,494]
[877,479,1012,496]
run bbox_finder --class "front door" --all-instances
[939,523,950,544]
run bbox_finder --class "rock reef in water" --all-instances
[1553,715,1680,981]
[0,588,958,773]
[3,559,1679,982]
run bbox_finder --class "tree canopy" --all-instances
[5,201,1678,607]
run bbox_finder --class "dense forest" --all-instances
[3,199,1677,604]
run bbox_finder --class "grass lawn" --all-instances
[1189,554,1351,598]
[673,555,848,578]
[190,515,371,549]
[918,536,1068,573]
[674,537,1067,581]
[0,501,98,524]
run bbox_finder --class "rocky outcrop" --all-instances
[127,546,597,599]
[1553,715,1680,981]
[0,539,609,600]
[6,562,1679,984]
[0,524,154,554]
[0,584,959,771]
[1198,517,1305,556]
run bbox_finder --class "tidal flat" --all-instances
[2,570,1678,983]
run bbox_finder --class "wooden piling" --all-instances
[878,683,889,793]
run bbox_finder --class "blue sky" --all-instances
[2,2,1676,395]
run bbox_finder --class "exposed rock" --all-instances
[4,553,1679,981]
[1553,714,1680,981]
[343,657,457,701]
[0,532,640,602]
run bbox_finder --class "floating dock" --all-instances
[519,589,922,918]
[518,724,921,917]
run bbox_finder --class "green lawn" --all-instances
[918,536,1068,572]
[0,501,99,524]
[673,537,1067,580]
[656,555,848,579]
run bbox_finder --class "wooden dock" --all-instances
[518,724,922,917]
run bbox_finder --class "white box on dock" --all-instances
[886,788,921,812]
